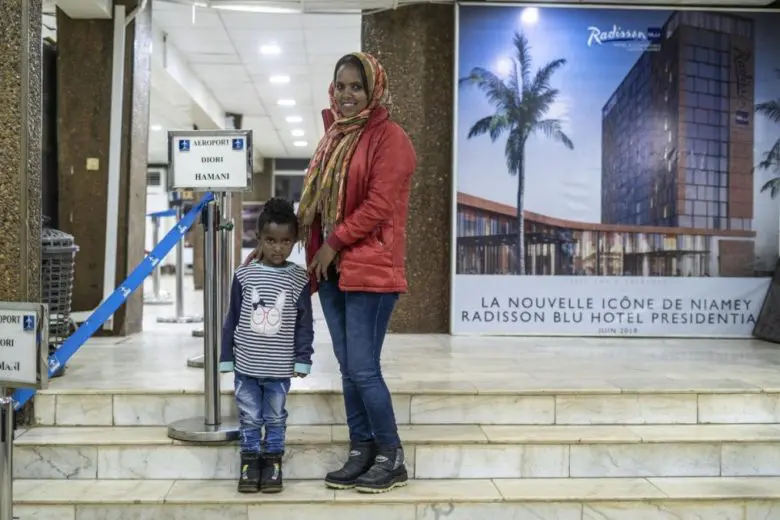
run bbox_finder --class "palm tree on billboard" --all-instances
[757,69,780,197]
[460,32,573,275]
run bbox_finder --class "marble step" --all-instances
[15,424,780,481]
[13,476,780,520]
[34,388,780,427]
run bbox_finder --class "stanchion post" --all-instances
[144,213,173,306]
[204,199,221,425]
[168,196,238,441]
[188,193,234,368]
[0,302,49,520]
[158,196,204,324]
[166,128,251,442]
[0,389,13,520]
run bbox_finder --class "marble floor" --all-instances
[45,274,780,396]
[15,275,780,519]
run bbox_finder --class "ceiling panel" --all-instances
[154,5,222,28]
[211,86,267,115]
[264,103,315,122]
[254,82,311,100]
[151,5,361,159]
[248,67,311,82]
[173,40,236,54]
[229,28,302,45]
[192,63,250,83]
[244,115,288,157]
[239,54,310,74]
[303,13,361,29]
[217,11,302,30]
[186,52,242,64]
[163,26,231,42]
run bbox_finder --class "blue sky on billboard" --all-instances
[456,5,780,218]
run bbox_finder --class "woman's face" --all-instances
[334,64,369,118]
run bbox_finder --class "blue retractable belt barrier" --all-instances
[147,209,177,218]
[13,192,215,410]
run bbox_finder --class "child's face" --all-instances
[258,222,296,266]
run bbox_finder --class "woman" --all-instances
[300,52,416,494]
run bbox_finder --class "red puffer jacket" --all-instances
[305,106,417,294]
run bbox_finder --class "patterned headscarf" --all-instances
[297,52,389,245]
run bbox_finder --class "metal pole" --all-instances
[152,217,161,298]
[159,204,203,324]
[168,196,239,442]
[204,198,220,425]
[189,193,234,368]
[175,205,185,318]
[145,215,172,306]
[0,389,14,520]
[221,192,234,318]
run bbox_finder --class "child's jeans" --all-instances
[234,371,291,454]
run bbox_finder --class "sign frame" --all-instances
[167,129,254,192]
[0,302,49,390]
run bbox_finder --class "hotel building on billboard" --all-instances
[600,11,757,273]
[456,192,757,277]
[455,12,761,278]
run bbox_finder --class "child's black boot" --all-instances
[324,440,377,489]
[355,447,408,493]
[238,452,261,493]
[260,453,284,493]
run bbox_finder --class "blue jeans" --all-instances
[234,371,291,454]
[318,280,401,450]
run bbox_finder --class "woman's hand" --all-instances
[308,243,337,281]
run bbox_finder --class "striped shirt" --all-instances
[220,261,313,379]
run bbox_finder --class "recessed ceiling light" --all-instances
[293,141,308,147]
[285,115,302,123]
[260,43,282,55]
[150,124,163,132]
[270,75,290,84]
[277,99,296,107]
[291,129,305,137]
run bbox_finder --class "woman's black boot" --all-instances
[355,447,408,493]
[324,440,377,489]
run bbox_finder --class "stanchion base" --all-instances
[192,329,204,337]
[144,298,174,306]
[158,315,204,324]
[187,355,204,368]
[167,416,240,443]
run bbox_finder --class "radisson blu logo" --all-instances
[587,25,662,48]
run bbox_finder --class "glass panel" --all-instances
[273,174,305,201]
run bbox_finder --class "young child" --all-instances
[219,197,314,494]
